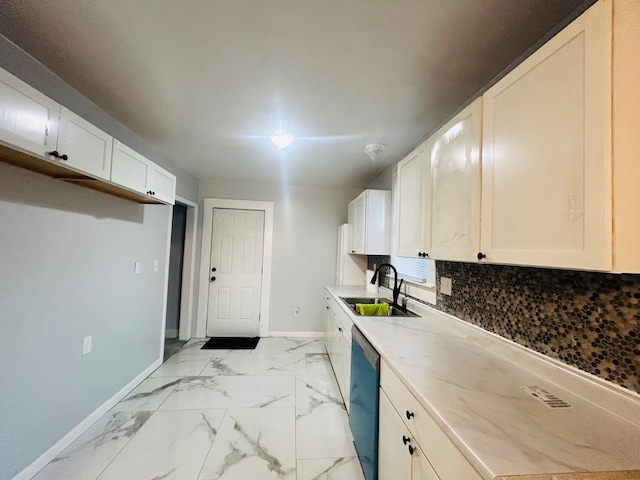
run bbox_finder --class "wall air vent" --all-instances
[520,386,572,408]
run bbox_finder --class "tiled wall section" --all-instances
[436,262,640,394]
[367,256,640,394]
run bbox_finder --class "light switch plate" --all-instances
[134,262,141,275]
[153,260,159,272]
[441,277,452,296]
[82,335,92,355]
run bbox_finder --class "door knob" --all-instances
[211,267,217,272]
[210,276,216,282]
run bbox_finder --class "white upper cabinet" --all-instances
[57,107,113,180]
[348,189,391,255]
[396,98,481,262]
[429,98,482,262]
[348,193,366,253]
[111,140,152,194]
[111,140,176,205]
[0,66,176,205]
[149,163,176,205]
[0,68,60,158]
[395,143,431,259]
[481,0,611,270]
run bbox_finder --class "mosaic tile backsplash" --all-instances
[367,256,640,394]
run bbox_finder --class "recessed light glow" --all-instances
[270,132,294,150]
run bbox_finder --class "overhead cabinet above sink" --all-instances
[396,98,482,263]
[396,0,640,273]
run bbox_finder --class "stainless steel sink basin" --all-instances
[339,297,419,317]
[340,296,393,306]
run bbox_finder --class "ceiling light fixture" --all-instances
[363,143,386,161]
[270,132,294,150]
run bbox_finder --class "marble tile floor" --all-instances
[32,337,365,480]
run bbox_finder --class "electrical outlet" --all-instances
[153,260,159,272]
[441,277,452,296]
[82,335,92,355]
[134,262,141,275]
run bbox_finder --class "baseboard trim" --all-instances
[13,358,162,480]
[267,331,324,338]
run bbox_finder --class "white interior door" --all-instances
[207,208,265,337]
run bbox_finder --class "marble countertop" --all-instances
[325,285,640,480]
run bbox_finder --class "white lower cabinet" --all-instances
[324,293,352,410]
[380,360,482,480]
[379,390,438,480]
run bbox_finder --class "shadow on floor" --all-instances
[164,338,187,362]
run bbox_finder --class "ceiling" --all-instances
[0,0,588,188]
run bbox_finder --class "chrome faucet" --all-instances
[370,263,405,311]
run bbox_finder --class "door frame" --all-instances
[176,196,199,341]
[196,198,274,338]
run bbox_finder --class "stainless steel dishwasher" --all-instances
[349,326,380,480]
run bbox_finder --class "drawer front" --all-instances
[380,360,482,480]
[327,296,353,337]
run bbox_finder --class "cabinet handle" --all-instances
[402,435,411,445]
[211,267,217,272]
[60,154,68,161]
[338,327,343,332]
[408,445,415,455]
[326,306,330,309]
[405,410,414,420]
[49,150,59,158]
[477,252,486,260]
[418,252,429,258]
[210,276,216,282]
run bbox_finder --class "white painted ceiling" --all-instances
[0,0,587,187]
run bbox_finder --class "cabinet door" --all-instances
[348,193,366,254]
[324,303,333,353]
[326,310,337,365]
[412,446,439,480]
[149,163,176,205]
[429,98,482,262]
[0,68,60,158]
[396,143,431,258]
[379,390,412,480]
[57,107,113,180]
[481,0,611,270]
[336,328,351,410]
[111,140,152,195]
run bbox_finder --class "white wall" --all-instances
[0,163,172,479]
[198,180,362,334]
